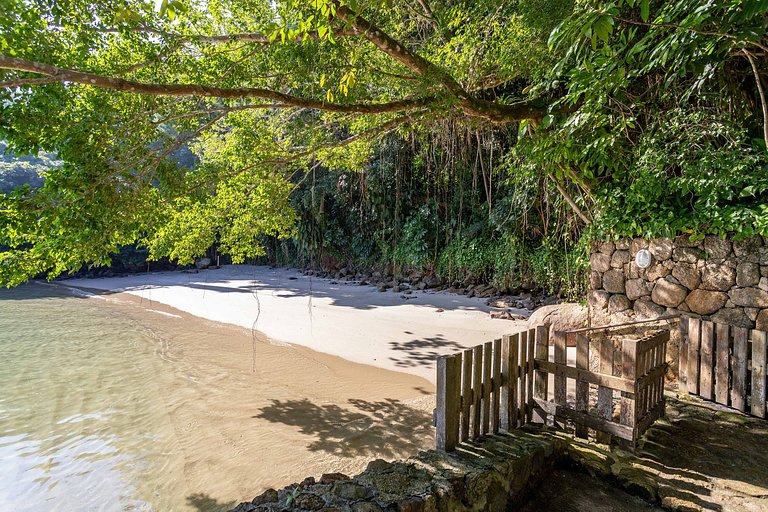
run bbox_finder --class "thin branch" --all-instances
[743,49,768,149]
[96,26,358,45]
[0,55,435,115]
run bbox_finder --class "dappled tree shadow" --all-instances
[388,335,466,368]
[254,397,433,458]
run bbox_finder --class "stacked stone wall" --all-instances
[589,236,768,330]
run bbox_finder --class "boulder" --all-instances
[625,279,650,301]
[733,237,763,257]
[588,290,610,310]
[672,247,699,264]
[596,241,615,254]
[685,289,728,316]
[729,287,768,308]
[589,271,603,290]
[671,263,701,290]
[630,238,648,255]
[711,308,752,329]
[634,299,665,319]
[757,309,768,331]
[602,269,626,294]
[651,279,688,308]
[646,262,669,281]
[611,250,631,268]
[649,238,673,260]
[608,294,631,313]
[704,236,731,260]
[701,264,736,291]
[736,262,761,287]
[760,277,768,291]
[527,303,588,343]
[590,252,612,273]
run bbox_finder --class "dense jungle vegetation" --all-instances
[1,0,767,296]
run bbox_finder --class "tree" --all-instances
[1,0,766,287]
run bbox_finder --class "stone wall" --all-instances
[229,431,557,512]
[589,236,768,330]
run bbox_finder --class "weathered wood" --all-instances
[499,336,511,431]
[575,333,590,439]
[482,341,493,434]
[700,320,715,401]
[536,359,636,394]
[597,335,614,444]
[533,325,549,424]
[731,327,749,412]
[620,339,637,431]
[460,349,473,442]
[491,338,502,433]
[751,330,767,419]
[519,330,528,424]
[526,328,536,423]
[436,355,460,451]
[508,333,519,429]
[715,322,731,406]
[532,398,634,441]
[553,330,567,429]
[471,345,482,439]
[679,318,689,396]
[687,318,701,395]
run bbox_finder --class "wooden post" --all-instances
[597,335,615,444]
[731,327,748,412]
[500,336,510,431]
[679,317,689,396]
[533,325,549,424]
[700,320,715,401]
[687,318,701,395]
[460,348,473,442]
[751,330,767,419]
[518,330,528,425]
[491,338,502,433]
[715,322,730,406]
[620,339,637,439]
[482,341,493,434]
[526,328,535,423]
[508,333,519,429]
[554,330,567,429]
[472,344,482,439]
[575,333,590,439]
[436,354,460,451]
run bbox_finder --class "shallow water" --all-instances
[0,284,189,512]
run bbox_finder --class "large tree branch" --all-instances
[0,55,434,115]
[331,2,546,123]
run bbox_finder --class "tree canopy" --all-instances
[0,0,767,286]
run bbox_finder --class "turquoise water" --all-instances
[0,284,189,512]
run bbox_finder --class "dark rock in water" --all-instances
[332,481,374,500]
[319,473,350,484]
[293,493,326,510]
[251,488,279,505]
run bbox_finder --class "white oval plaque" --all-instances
[635,249,652,269]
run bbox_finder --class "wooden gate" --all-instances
[680,317,767,418]
[435,323,670,451]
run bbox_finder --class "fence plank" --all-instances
[751,330,767,419]
[482,341,493,434]
[472,345,482,439]
[575,333,590,439]
[731,327,748,412]
[597,335,614,444]
[491,338,502,433]
[519,330,529,425]
[554,330,567,429]
[687,318,701,395]
[620,339,637,436]
[500,336,510,431]
[526,328,536,424]
[534,325,549,424]
[700,320,715,401]
[509,333,520,429]
[715,322,731,406]
[460,349,473,442]
[679,318,689,395]
[436,355,460,451]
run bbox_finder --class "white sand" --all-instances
[63,265,528,382]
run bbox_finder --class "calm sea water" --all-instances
[0,283,193,512]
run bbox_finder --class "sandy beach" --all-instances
[62,265,527,383]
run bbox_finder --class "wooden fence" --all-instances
[435,324,669,451]
[680,318,767,418]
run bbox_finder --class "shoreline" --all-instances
[57,264,527,383]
